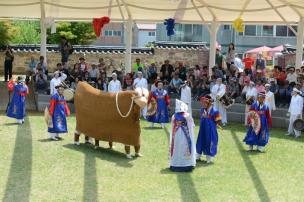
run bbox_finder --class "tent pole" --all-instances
[125,18,133,73]
[296,18,304,68]
[209,21,219,76]
[40,0,47,62]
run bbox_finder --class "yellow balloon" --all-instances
[233,17,244,32]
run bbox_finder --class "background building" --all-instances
[156,24,297,54]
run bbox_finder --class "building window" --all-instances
[262,25,274,36]
[113,31,122,36]
[223,25,231,30]
[276,25,288,37]
[148,31,156,36]
[288,26,297,37]
[104,30,122,36]
[244,25,257,36]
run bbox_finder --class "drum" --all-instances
[246,97,254,105]
[293,119,304,131]
[64,88,75,101]
[219,93,235,108]
[146,97,157,116]
[248,110,261,135]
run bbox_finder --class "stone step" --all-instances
[37,94,51,103]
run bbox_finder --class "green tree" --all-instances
[47,22,96,45]
[9,21,41,44]
[0,22,11,46]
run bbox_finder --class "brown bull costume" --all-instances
[74,82,147,158]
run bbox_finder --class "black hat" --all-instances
[55,84,65,89]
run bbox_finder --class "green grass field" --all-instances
[0,113,304,202]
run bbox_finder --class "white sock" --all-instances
[206,155,212,163]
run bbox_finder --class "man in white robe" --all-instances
[169,99,196,172]
[287,88,303,138]
[108,73,121,93]
[180,81,192,115]
[245,81,257,125]
[265,84,276,115]
[211,78,227,126]
[133,71,148,118]
[50,71,67,95]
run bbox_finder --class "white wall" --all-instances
[138,30,156,47]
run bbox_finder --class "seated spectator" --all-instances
[227,77,239,98]
[212,66,224,79]
[277,80,289,107]
[147,63,158,84]
[169,73,183,94]
[36,56,47,75]
[96,77,107,92]
[254,52,266,74]
[194,65,201,80]
[187,67,195,80]
[83,72,90,83]
[239,71,250,88]
[71,77,81,90]
[286,66,297,85]
[199,66,209,78]
[79,57,88,72]
[255,79,265,94]
[195,78,210,99]
[234,54,244,72]
[269,78,279,94]
[26,56,37,84]
[123,73,133,90]
[296,68,301,76]
[254,69,267,83]
[35,68,47,93]
[177,62,187,81]
[160,60,174,82]
[88,62,99,82]
[133,58,145,75]
[241,80,250,101]
[70,63,81,83]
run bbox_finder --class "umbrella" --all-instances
[246,46,271,54]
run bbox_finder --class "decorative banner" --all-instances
[164,18,175,36]
[93,16,110,37]
[232,17,244,32]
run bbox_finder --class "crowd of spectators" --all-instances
[26,44,304,108]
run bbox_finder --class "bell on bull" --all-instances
[73,82,148,159]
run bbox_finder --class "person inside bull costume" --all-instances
[73,82,148,159]
[7,76,29,124]
[244,92,272,152]
[46,84,70,141]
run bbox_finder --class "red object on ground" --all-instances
[93,16,110,37]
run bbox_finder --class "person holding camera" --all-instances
[4,46,14,82]
[35,68,48,93]
[50,71,67,95]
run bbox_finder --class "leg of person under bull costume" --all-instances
[74,130,91,145]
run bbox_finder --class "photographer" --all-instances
[59,36,73,63]
[50,71,67,95]
[35,68,48,93]
[4,46,14,82]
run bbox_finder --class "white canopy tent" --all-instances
[1,0,304,72]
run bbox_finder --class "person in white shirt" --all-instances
[287,88,303,138]
[245,81,257,125]
[50,71,67,95]
[180,81,192,115]
[265,83,276,115]
[108,73,121,93]
[211,78,227,126]
[88,62,99,82]
[286,67,298,84]
[133,71,148,118]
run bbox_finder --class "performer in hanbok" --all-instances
[244,92,272,152]
[196,95,221,163]
[147,80,170,128]
[244,81,257,125]
[180,81,192,115]
[48,84,70,140]
[169,99,196,172]
[7,76,29,124]
[286,88,303,138]
[133,71,148,119]
[211,78,227,126]
[265,83,276,115]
